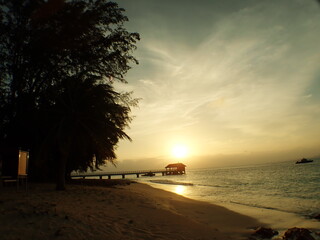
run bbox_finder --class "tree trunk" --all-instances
[56,145,69,191]
[56,154,67,190]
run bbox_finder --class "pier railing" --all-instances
[71,169,169,179]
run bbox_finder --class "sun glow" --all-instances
[174,185,186,195]
[172,145,188,158]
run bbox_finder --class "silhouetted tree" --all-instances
[0,0,139,190]
[38,75,138,190]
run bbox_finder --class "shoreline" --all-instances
[220,201,320,233]
[143,180,320,235]
[1,181,262,240]
[1,180,319,240]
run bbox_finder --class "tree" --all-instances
[0,0,140,190]
[39,75,138,190]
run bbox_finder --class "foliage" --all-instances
[0,0,139,189]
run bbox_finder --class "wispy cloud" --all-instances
[116,0,320,162]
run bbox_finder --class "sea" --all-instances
[137,159,320,230]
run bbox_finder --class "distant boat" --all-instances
[296,158,313,164]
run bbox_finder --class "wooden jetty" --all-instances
[71,169,166,180]
[71,163,187,180]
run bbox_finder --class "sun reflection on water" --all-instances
[174,185,186,195]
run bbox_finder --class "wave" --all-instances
[149,180,194,186]
[197,183,230,188]
[149,181,232,188]
[229,200,301,215]
[229,200,320,219]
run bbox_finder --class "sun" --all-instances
[172,145,188,158]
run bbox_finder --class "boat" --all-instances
[142,172,155,177]
[296,158,313,164]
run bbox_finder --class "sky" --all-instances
[107,0,320,170]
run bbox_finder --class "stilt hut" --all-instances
[165,163,186,175]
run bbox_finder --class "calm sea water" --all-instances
[138,159,320,219]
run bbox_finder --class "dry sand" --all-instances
[0,181,263,240]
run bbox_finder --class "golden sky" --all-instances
[109,0,320,170]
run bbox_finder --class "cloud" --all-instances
[116,0,320,162]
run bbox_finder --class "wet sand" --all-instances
[0,181,263,240]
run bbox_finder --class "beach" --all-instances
[0,181,262,240]
[138,160,320,235]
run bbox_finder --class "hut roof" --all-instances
[165,163,186,168]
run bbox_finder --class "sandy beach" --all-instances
[0,180,264,240]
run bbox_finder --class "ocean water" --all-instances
[138,159,320,224]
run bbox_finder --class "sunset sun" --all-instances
[172,145,188,158]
